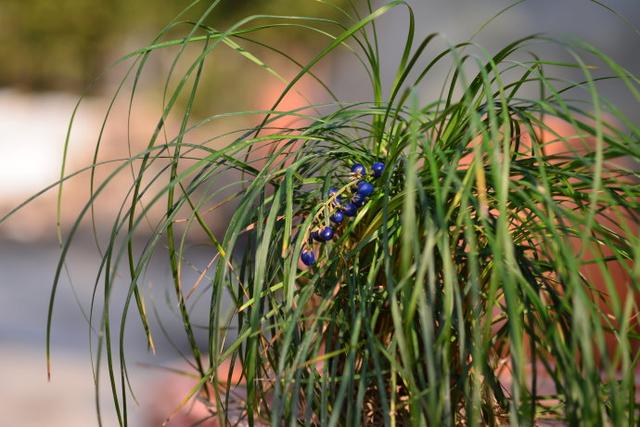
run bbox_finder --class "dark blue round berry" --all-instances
[300,250,316,266]
[356,181,374,197]
[371,162,385,178]
[351,163,366,176]
[319,226,334,241]
[343,202,358,217]
[311,230,323,242]
[330,210,344,223]
[352,193,366,207]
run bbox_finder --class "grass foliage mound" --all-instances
[8,1,639,425]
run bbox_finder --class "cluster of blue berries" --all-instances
[300,161,385,266]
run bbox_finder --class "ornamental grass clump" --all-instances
[6,0,640,425]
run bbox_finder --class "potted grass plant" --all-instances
[6,0,639,425]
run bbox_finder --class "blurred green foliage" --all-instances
[0,0,349,92]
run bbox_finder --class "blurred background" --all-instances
[0,0,638,425]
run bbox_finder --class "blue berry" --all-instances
[356,181,374,197]
[330,210,344,223]
[351,163,366,176]
[343,202,358,217]
[352,193,366,207]
[371,162,385,178]
[311,230,323,242]
[319,226,334,241]
[300,250,316,266]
